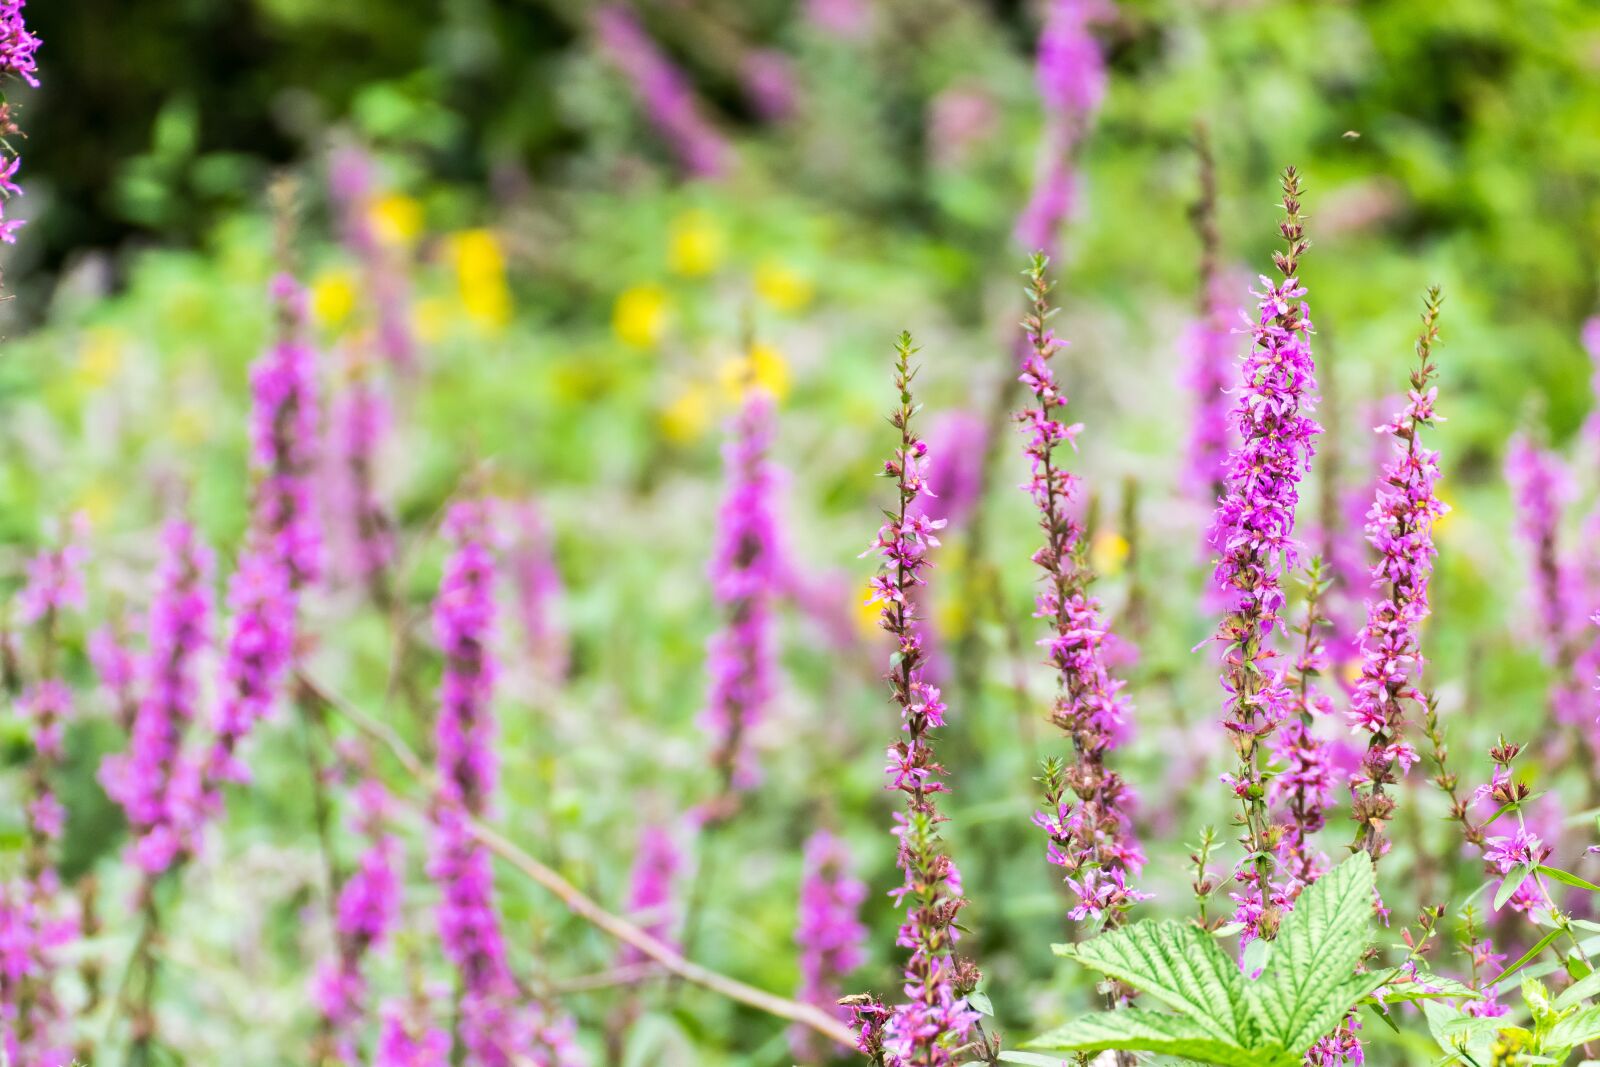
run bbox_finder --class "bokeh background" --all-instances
[6,0,1600,1063]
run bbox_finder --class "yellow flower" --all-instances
[718,341,791,402]
[171,403,211,447]
[447,229,513,332]
[936,589,968,640]
[1091,531,1130,578]
[613,284,672,349]
[74,482,118,527]
[855,580,884,637]
[369,193,423,248]
[754,259,814,312]
[659,384,711,443]
[668,210,725,277]
[311,269,359,330]
[76,328,124,389]
[412,296,452,345]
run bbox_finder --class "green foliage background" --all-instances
[4,0,1600,1063]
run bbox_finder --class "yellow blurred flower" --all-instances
[412,296,452,345]
[718,341,791,402]
[855,579,884,637]
[74,482,118,528]
[1091,531,1130,578]
[754,259,814,312]
[447,229,513,332]
[613,284,672,349]
[660,384,712,443]
[936,589,968,640]
[171,404,211,447]
[311,270,359,330]
[76,328,124,389]
[668,210,725,277]
[369,192,423,248]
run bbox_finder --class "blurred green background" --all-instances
[6,0,1600,1063]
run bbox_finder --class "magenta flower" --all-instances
[1015,0,1108,254]
[1181,276,1238,510]
[848,334,981,1067]
[791,830,867,1060]
[202,546,296,793]
[593,5,728,178]
[702,390,779,803]
[0,0,39,243]
[619,824,682,965]
[1348,289,1445,861]
[252,273,324,589]
[374,1000,451,1067]
[501,497,569,682]
[429,500,583,1066]
[15,514,87,627]
[100,519,216,876]
[1505,435,1574,658]
[1016,257,1147,928]
[1205,169,1318,944]
[325,356,396,599]
[1268,564,1336,894]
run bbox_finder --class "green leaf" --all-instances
[1026,1009,1279,1067]
[1253,851,1377,1052]
[1550,1004,1600,1048]
[997,1053,1070,1066]
[1494,928,1564,988]
[1369,969,1482,1004]
[1056,920,1249,1042]
[967,990,994,1017]
[1557,966,1600,1010]
[1494,866,1532,912]
[1539,865,1600,893]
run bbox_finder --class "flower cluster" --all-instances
[203,546,296,793]
[619,825,682,965]
[374,1003,451,1067]
[1016,255,1147,927]
[592,5,728,178]
[1205,168,1319,943]
[327,358,396,600]
[849,333,981,1067]
[315,779,402,1064]
[428,500,583,1067]
[0,0,39,243]
[1015,0,1107,253]
[329,145,417,373]
[1348,288,1446,861]
[1268,563,1336,892]
[702,388,779,804]
[503,498,569,682]
[99,520,216,875]
[791,830,867,1061]
[253,273,324,589]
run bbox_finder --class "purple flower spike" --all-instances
[593,5,729,178]
[791,830,867,1061]
[252,273,324,589]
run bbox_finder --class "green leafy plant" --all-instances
[1013,853,1478,1066]
[1424,974,1600,1065]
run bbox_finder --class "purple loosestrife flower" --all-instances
[1268,563,1337,893]
[1505,435,1574,659]
[100,520,215,876]
[253,273,324,589]
[0,0,39,243]
[791,830,867,1061]
[327,355,397,599]
[1181,279,1238,513]
[202,546,296,794]
[847,334,983,1067]
[375,999,451,1067]
[1015,0,1108,255]
[502,498,569,682]
[701,389,779,807]
[593,5,729,178]
[619,824,682,966]
[315,780,402,1064]
[329,145,418,373]
[1348,290,1445,862]
[1205,169,1318,945]
[1015,256,1147,929]
[429,501,582,1067]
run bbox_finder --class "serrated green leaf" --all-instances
[1059,920,1249,1042]
[1253,851,1376,1052]
[1025,1008,1278,1066]
[1550,1003,1600,1048]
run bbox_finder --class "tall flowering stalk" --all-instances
[1268,561,1335,892]
[702,389,779,808]
[1504,436,1573,663]
[1206,167,1319,945]
[100,520,216,876]
[254,273,324,589]
[849,334,984,1067]
[329,144,417,374]
[618,825,682,965]
[315,780,402,1064]
[328,355,397,602]
[503,498,569,682]
[1348,288,1445,861]
[1,520,84,1066]
[428,500,582,1067]
[792,830,867,1062]
[592,5,729,178]
[0,0,39,243]
[1016,255,1146,928]
[1182,129,1237,513]
[1015,0,1107,255]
